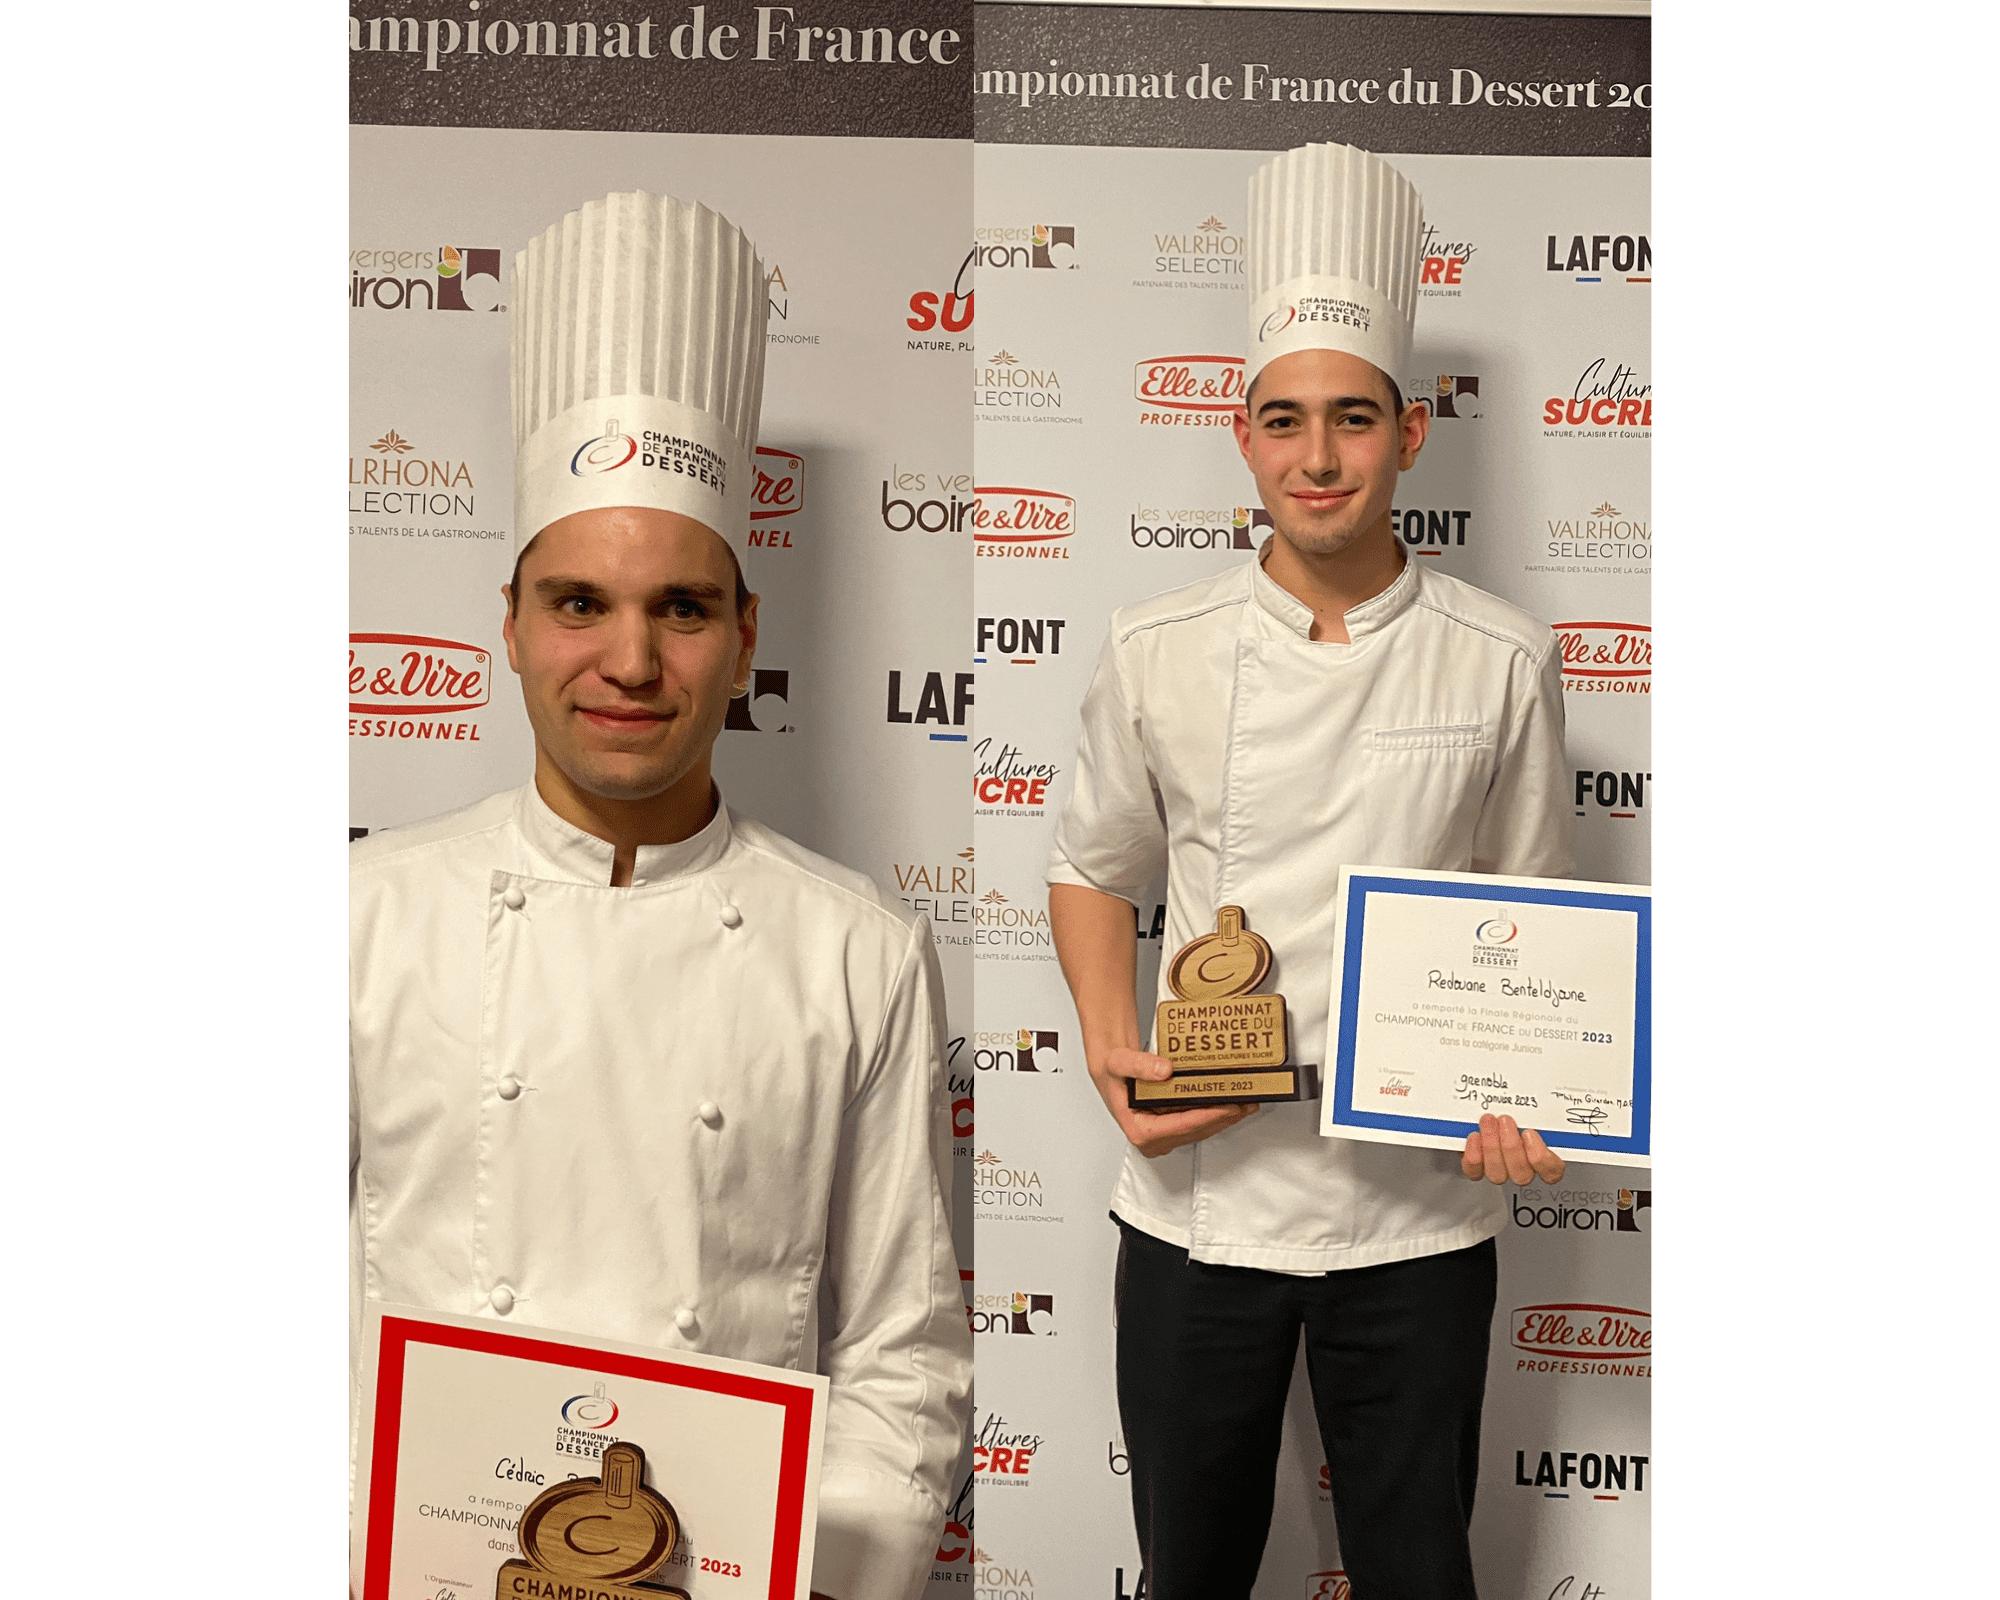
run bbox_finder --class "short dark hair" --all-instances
[507,534,753,617]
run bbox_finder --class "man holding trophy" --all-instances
[1048,144,1572,1598]
[350,190,971,1600]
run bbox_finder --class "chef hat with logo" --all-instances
[1246,143,1423,394]
[511,190,768,554]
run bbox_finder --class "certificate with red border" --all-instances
[353,1303,827,1600]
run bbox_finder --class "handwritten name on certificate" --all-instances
[351,1304,827,1600]
[1320,867,1651,1166]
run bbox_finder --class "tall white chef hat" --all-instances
[511,190,768,554]
[1246,143,1423,394]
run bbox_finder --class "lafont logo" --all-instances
[1547,231,1652,284]
[560,1383,619,1430]
[571,419,638,477]
[1556,623,1651,693]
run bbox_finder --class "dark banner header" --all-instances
[973,4,1649,155]
[350,1,972,138]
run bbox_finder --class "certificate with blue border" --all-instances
[1319,867,1650,1166]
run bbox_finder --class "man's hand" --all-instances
[1461,1113,1564,1185]
[1091,1043,1254,1158]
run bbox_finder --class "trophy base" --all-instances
[1128,1063,1318,1112]
[496,1561,690,1600]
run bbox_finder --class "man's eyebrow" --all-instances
[1329,394,1385,413]
[533,575,608,601]
[1255,395,1303,420]
[652,581,727,603]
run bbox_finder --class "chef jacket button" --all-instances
[697,1101,722,1127]
[631,877,647,888]
[718,905,743,929]
[497,1077,523,1102]
[674,1307,697,1334]
[490,1286,515,1316]
[502,887,526,911]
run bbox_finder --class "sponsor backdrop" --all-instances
[347,6,980,1590]
[969,6,1649,1600]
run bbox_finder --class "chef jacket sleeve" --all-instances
[1472,638,1575,879]
[811,912,972,1600]
[1046,626,1167,905]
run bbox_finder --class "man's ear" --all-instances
[501,584,521,674]
[1231,404,1253,465]
[1397,400,1431,472]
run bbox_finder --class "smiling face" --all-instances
[501,506,756,806]
[1232,347,1428,563]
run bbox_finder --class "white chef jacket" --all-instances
[350,783,971,1600]
[1047,548,1572,1273]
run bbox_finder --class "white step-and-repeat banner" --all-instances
[967,7,1649,1600]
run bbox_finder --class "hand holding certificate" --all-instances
[1320,867,1651,1167]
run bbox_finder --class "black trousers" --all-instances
[1114,1219,1497,1600]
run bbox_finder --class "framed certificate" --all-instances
[352,1304,828,1600]
[1319,867,1650,1166]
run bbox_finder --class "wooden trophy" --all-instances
[495,1441,691,1600]
[1129,906,1311,1111]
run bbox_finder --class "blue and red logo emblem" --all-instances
[561,1382,620,1429]
[1474,917,1519,946]
[571,420,637,477]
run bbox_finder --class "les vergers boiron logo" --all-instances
[1135,354,1244,429]
[349,634,491,743]
[1556,622,1651,695]
[974,486,1073,561]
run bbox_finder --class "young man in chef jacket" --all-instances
[1048,146,1573,1599]
[350,192,971,1600]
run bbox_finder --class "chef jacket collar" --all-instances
[1250,535,1418,643]
[517,780,735,887]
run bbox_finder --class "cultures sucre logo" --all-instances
[1543,360,1652,435]
[348,244,502,312]
[973,1408,1044,1484]
[1130,502,1261,554]
[349,633,491,744]
[1511,1303,1651,1377]
[1136,214,1243,291]
[974,486,1074,560]
[906,245,975,349]
[973,737,1060,814]
[977,349,1073,425]
[1547,230,1652,285]
[973,1149,1061,1224]
[1419,221,1477,298]
[1556,623,1651,695]
[1528,499,1651,576]
[1134,354,1244,426]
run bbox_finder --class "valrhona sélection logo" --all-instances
[349,633,491,743]
[1144,215,1245,284]
[349,429,477,519]
[977,349,1071,422]
[1556,623,1651,694]
[974,487,1074,559]
[1135,355,1244,426]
